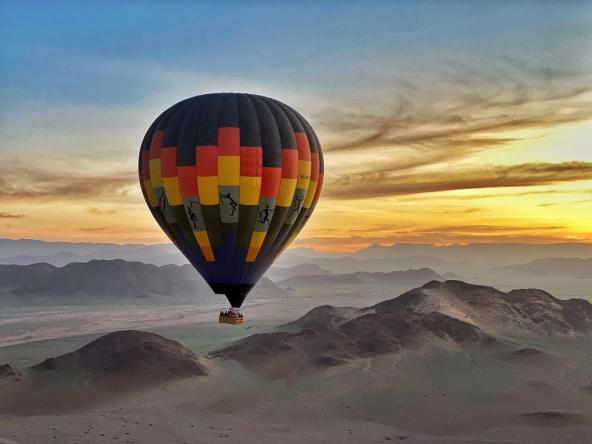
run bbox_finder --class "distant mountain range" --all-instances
[2,238,591,267]
[213,280,592,376]
[265,263,334,281]
[277,268,444,291]
[493,257,592,279]
[1,238,590,300]
[353,242,592,263]
[0,260,285,306]
[278,254,475,274]
[0,238,187,266]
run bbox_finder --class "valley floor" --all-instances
[0,292,394,350]
[1,355,591,444]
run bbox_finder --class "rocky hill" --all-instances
[376,280,592,336]
[31,330,208,383]
[213,280,592,376]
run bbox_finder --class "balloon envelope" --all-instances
[139,93,324,307]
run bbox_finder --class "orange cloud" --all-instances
[326,161,592,199]
[0,166,135,202]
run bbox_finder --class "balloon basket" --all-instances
[219,308,244,325]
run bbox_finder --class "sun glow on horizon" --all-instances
[1,1,591,251]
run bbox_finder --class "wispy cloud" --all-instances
[293,213,590,246]
[326,161,592,199]
[293,224,581,250]
[78,227,107,232]
[0,166,137,202]
[324,61,592,157]
[320,61,592,206]
[88,207,117,215]
[572,198,592,204]
[0,212,24,218]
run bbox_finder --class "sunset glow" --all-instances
[1,1,591,251]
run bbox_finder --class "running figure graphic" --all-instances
[287,195,303,218]
[257,204,273,225]
[186,201,199,229]
[220,192,238,216]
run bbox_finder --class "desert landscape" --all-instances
[1,240,591,443]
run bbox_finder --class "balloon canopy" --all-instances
[139,93,324,308]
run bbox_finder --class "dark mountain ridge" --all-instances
[213,280,592,376]
[0,260,285,306]
[378,280,592,336]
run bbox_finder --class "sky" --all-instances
[1,0,591,252]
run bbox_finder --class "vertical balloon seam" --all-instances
[145,106,182,250]
[256,96,297,259]
[177,95,212,264]
[167,99,204,264]
[306,126,324,228]
[252,97,289,279]
[161,101,201,260]
[243,97,288,286]
[217,93,241,291]
[268,98,302,257]
[153,106,190,254]
[196,94,219,263]
[174,96,206,264]
[245,95,281,266]
[139,118,158,205]
[279,110,321,253]
[266,99,309,261]
[237,93,262,284]
[196,94,223,264]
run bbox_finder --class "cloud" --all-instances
[325,161,592,199]
[78,227,107,232]
[394,187,592,202]
[0,212,24,218]
[293,218,587,250]
[325,91,590,153]
[0,166,137,202]
[293,226,583,250]
[88,207,117,215]
[320,61,592,183]
[572,198,592,204]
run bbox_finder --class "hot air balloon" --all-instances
[138,93,324,324]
